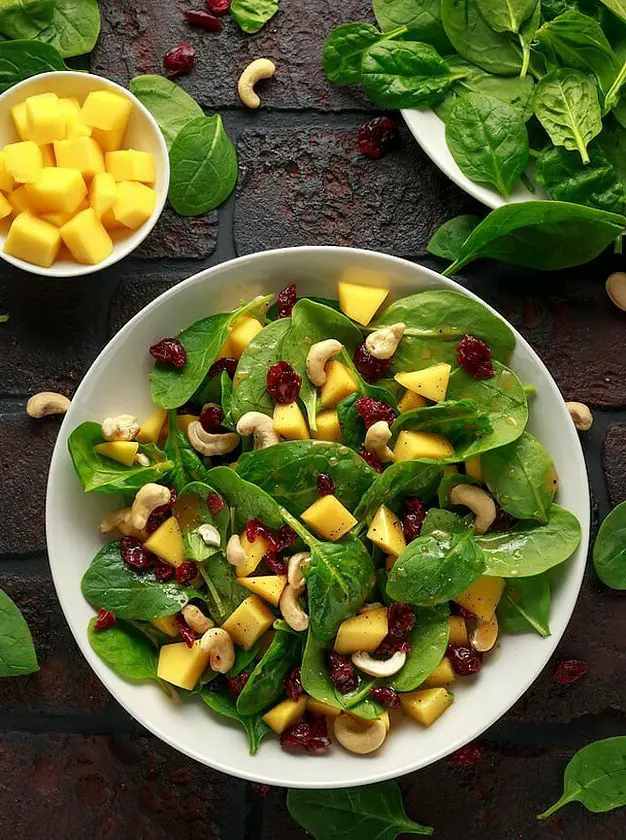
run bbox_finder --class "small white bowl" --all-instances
[0,71,169,277]
[46,247,589,788]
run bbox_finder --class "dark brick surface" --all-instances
[107,266,190,337]
[603,425,626,505]
[135,206,218,260]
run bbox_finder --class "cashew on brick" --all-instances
[182,604,215,634]
[566,401,593,432]
[365,420,395,463]
[287,552,310,591]
[279,583,309,632]
[449,484,496,535]
[131,483,171,531]
[187,421,240,456]
[26,391,70,418]
[226,534,247,568]
[606,271,626,312]
[102,414,140,441]
[236,411,280,449]
[365,323,406,360]
[305,339,343,387]
[237,58,276,109]
[200,628,235,673]
[334,714,387,755]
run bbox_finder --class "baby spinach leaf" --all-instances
[88,617,159,682]
[354,460,442,521]
[477,504,582,576]
[420,506,471,538]
[230,317,291,423]
[475,0,537,35]
[441,0,523,76]
[373,0,451,55]
[538,737,626,818]
[228,642,261,677]
[169,115,238,216]
[200,553,249,625]
[129,75,204,150]
[323,22,405,86]
[231,0,277,33]
[437,472,477,509]
[593,500,626,589]
[543,0,606,21]
[201,688,271,755]
[497,573,551,636]
[0,39,67,92]
[177,481,230,561]
[164,411,208,494]
[535,144,626,214]
[601,0,626,22]
[287,781,434,839]
[208,466,284,531]
[0,0,53,40]
[81,541,199,620]
[435,59,535,123]
[391,604,450,691]
[336,392,365,450]
[236,630,301,715]
[482,432,558,523]
[36,0,100,58]
[392,399,493,460]
[0,588,38,676]
[427,214,481,261]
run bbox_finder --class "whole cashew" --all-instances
[182,604,215,634]
[365,420,395,463]
[226,534,248,568]
[195,523,221,548]
[99,507,132,535]
[187,421,240,456]
[351,650,406,678]
[279,584,309,632]
[131,483,171,531]
[305,339,344,387]
[606,271,626,311]
[470,614,498,653]
[287,552,310,591]
[333,714,387,755]
[365,323,406,360]
[200,627,235,673]
[566,401,593,432]
[237,58,276,109]
[236,411,280,449]
[449,484,496,535]
[102,414,140,442]
[26,391,70,418]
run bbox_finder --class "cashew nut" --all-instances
[449,483,496,535]
[102,414,140,442]
[226,534,248,568]
[333,714,387,755]
[237,58,276,109]
[195,523,221,548]
[358,602,384,614]
[351,650,407,678]
[470,614,498,653]
[182,604,215,634]
[187,421,240,457]
[305,339,344,387]
[566,401,593,432]
[365,420,395,464]
[365,323,406,360]
[134,453,151,467]
[287,552,310,591]
[131,483,171,531]
[200,627,235,673]
[279,583,309,632]
[26,391,70,418]
[606,271,626,311]
[236,411,280,449]
[99,507,132,535]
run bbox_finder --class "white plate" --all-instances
[46,246,589,788]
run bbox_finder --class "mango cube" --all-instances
[0,152,14,192]
[40,144,55,167]
[310,409,343,442]
[157,639,210,690]
[400,687,454,726]
[112,180,156,229]
[60,207,113,265]
[40,199,89,228]
[54,137,105,179]
[221,595,275,650]
[106,149,155,184]
[334,608,388,654]
[465,456,483,483]
[453,576,505,623]
[393,430,455,461]
[0,192,11,220]
[59,97,92,138]
[239,575,287,607]
[4,141,43,184]
[319,360,358,409]
[89,171,117,218]
[91,126,126,152]
[398,390,427,413]
[301,495,357,541]
[143,517,185,566]
[228,315,263,359]
[307,697,342,718]
[137,408,167,444]
[367,505,406,557]
[4,211,61,268]
[25,93,66,144]
[7,186,34,214]
[11,102,28,141]
[94,440,139,466]
[236,532,271,578]
[150,614,180,637]
[262,696,307,733]
[448,615,469,646]
[423,657,456,688]
[337,279,389,326]
[176,414,199,436]
[395,363,451,403]
[273,402,309,441]
[82,90,132,131]
[25,167,87,213]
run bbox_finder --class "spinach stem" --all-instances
[279,506,316,545]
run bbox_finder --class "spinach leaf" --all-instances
[236,630,301,715]
[477,504,582,576]
[336,392,364,450]
[497,574,551,636]
[169,115,238,216]
[230,0,277,33]
[475,0,538,76]
[129,75,203,150]
[81,541,199,620]
[538,737,626,818]
[535,144,626,213]
[361,39,466,109]
[446,93,529,197]
[0,588,38,676]
[0,39,66,92]
[164,411,208,494]
[323,23,405,86]
[543,0,606,21]
[200,553,249,625]
[88,617,158,682]
[200,689,271,755]
[601,0,626,22]
[208,466,284,530]
[177,481,230,561]
[36,0,100,58]
[287,782,434,839]
[533,69,602,164]
[228,641,261,677]
[436,59,535,123]
[427,214,481,261]
[593,500,626,589]
[354,460,442,520]
[392,398,493,460]
[391,604,450,691]
[0,0,52,40]
[420,506,471,537]
[481,432,558,523]
[442,200,626,275]
[373,0,451,54]
[437,472,477,509]
[441,0,523,76]
[230,317,291,423]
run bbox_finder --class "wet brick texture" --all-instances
[0,1,625,838]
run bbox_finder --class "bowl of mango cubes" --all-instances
[0,71,168,276]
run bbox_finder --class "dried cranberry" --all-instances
[376,601,415,656]
[266,361,302,404]
[206,673,228,692]
[227,672,249,697]
[402,497,426,542]
[120,536,154,571]
[491,505,518,533]
[358,116,400,159]
[276,283,297,318]
[275,525,297,552]
[456,334,493,379]
[284,667,304,702]
[163,42,196,78]
[369,686,401,709]
[176,562,198,585]
[450,603,474,619]
[553,659,587,685]
[183,9,222,30]
[281,715,331,755]
[264,554,288,576]
[175,612,197,648]
[153,559,175,581]
[327,652,358,694]
[355,396,396,430]
[246,517,272,545]
[209,357,238,379]
[360,449,384,473]
[206,0,230,13]
[150,337,187,369]
[353,343,390,384]
[94,608,116,631]
[207,492,225,516]
[450,743,483,767]
[199,404,225,433]
[146,488,177,534]
[447,644,483,676]
[316,472,335,496]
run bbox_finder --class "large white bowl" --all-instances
[0,71,169,277]
[46,246,589,788]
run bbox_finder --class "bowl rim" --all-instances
[46,245,590,787]
[0,70,170,278]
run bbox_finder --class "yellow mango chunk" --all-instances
[150,615,179,637]
[319,360,358,409]
[228,315,263,359]
[465,456,484,483]
[307,697,342,718]
[395,363,451,403]
[89,171,117,218]
[11,102,28,141]
[82,90,132,131]
[106,149,155,184]
[337,279,389,326]
[273,402,309,440]
[112,180,157,229]
[4,211,61,267]
[40,144,55,166]
[222,595,275,650]
[453,576,505,622]
[137,408,167,444]
[262,696,307,734]
[239,575,287,607]
[40,199,89,228]
[54,136,105,179]
[301,495,357,541]
[448,615,469,646]
[0,152,14,193]
[333,608,388,654]
[157,640,210,690]
[310,409,343,443]
[423,658,456,688]
[393,430,455,461]
[25,167,87,214]
[101,208,126,230]
[367,505,406,557]
[91,125,126,152]
[236,532,271,578]
[400,687,454,726]
[0,192,11,220]
[60,207,113,265]
[143,517,185,566]
[59,97,92,138]
[94,440,139,467]
[25,93,66,144]
[4,141,43,184]
[8,186,34,214]
[398,390,428,413]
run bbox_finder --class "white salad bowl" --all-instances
[46,246,589,788]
